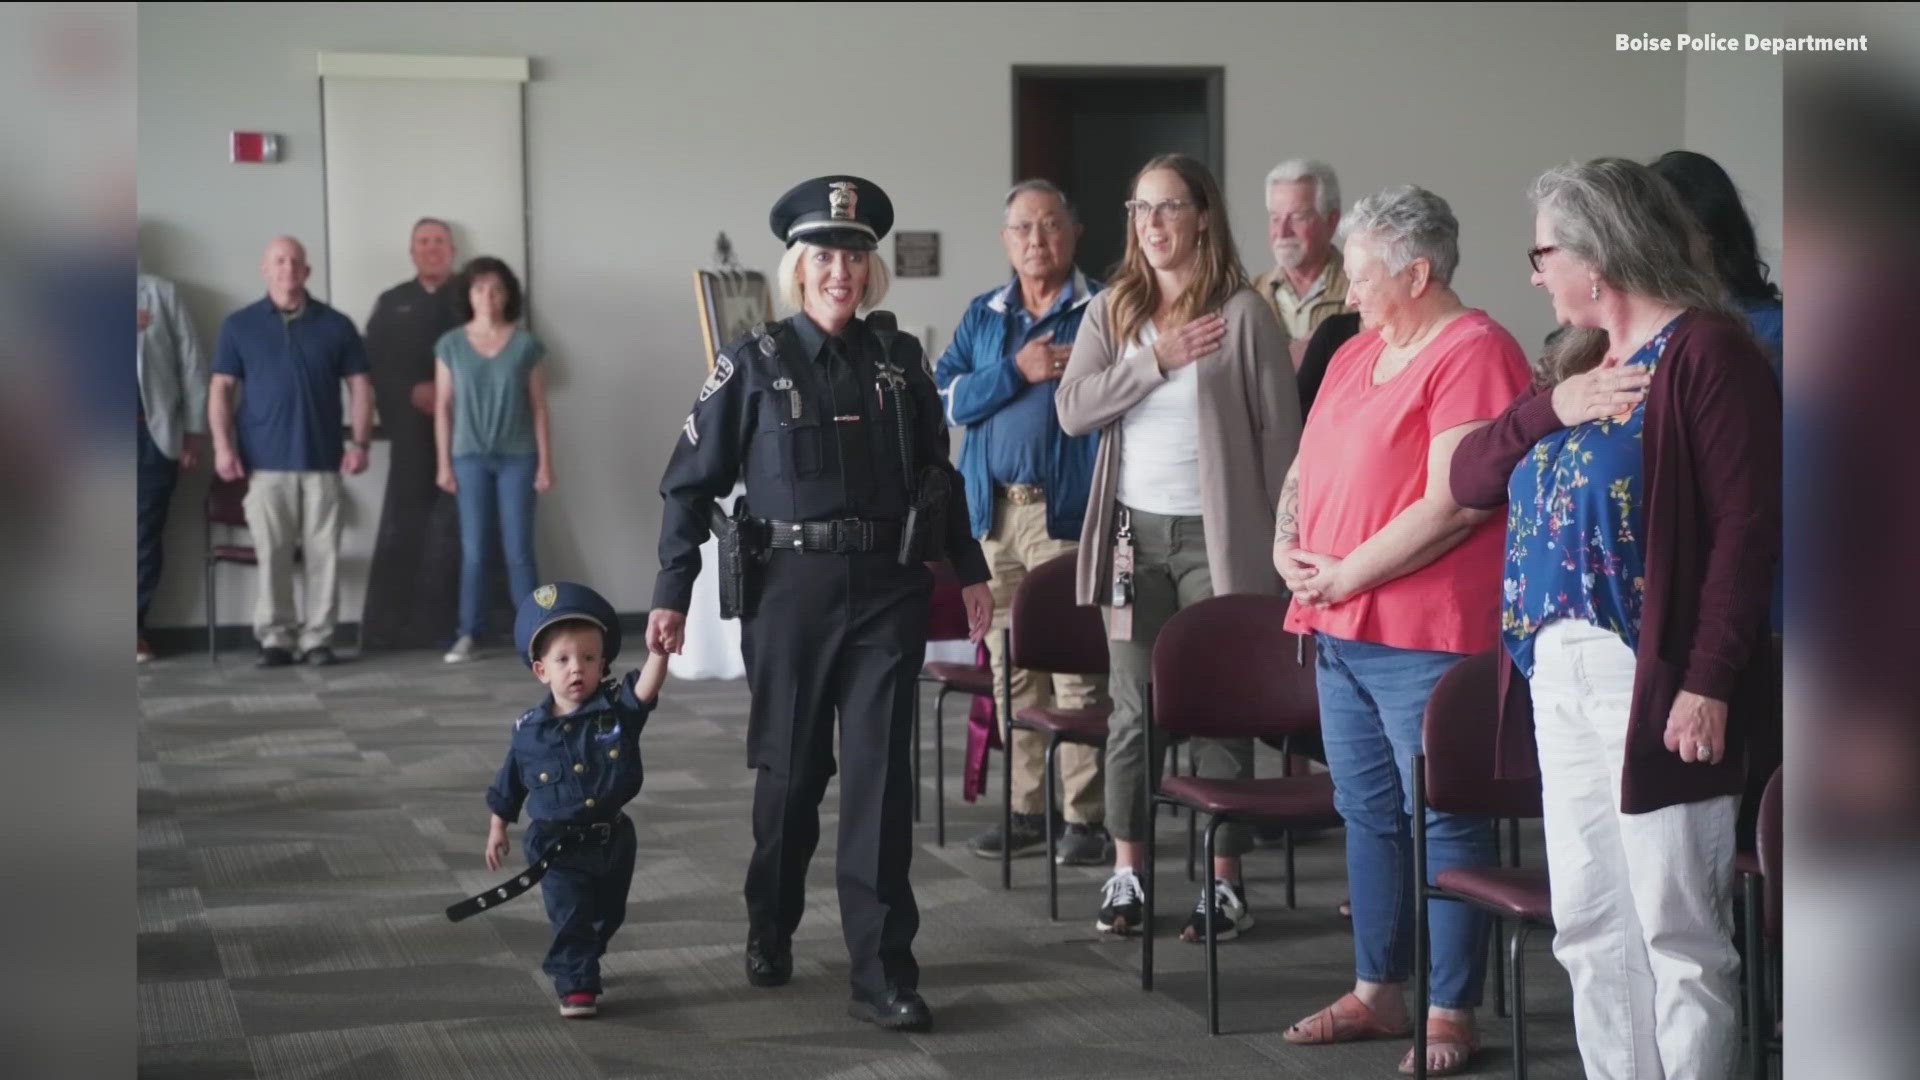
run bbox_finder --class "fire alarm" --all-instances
[229,132,282,164]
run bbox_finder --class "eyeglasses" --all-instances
[1005,220,1068,239]
[1527,245,1560,273]
[1124,198,1196,221]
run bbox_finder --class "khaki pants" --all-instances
[243,470,342,652]
[982,493,1106,823]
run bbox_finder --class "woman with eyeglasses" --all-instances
[1452,158,1780,1080]
[1056,153,1300,947]
[1274,185,1529,1076]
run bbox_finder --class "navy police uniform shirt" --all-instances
[486,671,653,826]
[651,312,989,614]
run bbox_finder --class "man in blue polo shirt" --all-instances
[209,236,373,667]
[935,180,1108,865]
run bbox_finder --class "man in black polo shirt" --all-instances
[361,217,466,649]
[208,236,373,667]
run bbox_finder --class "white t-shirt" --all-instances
[1117,324,1204,516]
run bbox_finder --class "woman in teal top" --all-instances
[434,256,550,662]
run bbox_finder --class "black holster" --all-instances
[711,499,762,619]
[899,466,950,565]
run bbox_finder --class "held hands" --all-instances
[484,818,510,872]
[1551,355,1652,427]
[646,609,687,656]
[436,465,458,494]
[1663,690,1729,765]
[961,581,994,644]
[1015,332,1073,383]
[1284,549,1353,607]
[1153,313,1227,374]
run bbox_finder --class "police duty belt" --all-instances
[444,821,614,922]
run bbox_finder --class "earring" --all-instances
[1590,282,1600,301]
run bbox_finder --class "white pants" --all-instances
[242,470,342,652]
[1530,619,1739,1080]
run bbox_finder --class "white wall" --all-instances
[141,1,1713,629]
[1684,1,1786,287]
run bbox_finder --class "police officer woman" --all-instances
[647,176,991,1033]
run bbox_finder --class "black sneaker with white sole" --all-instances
[1055,822,1113,866]
[1095,868,1145,935]
[1180,878,1254,943]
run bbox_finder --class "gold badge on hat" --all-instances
[534,585,558,609]
[829,180,858,221]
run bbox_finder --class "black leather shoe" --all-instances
[744,939,791,988]
[256,646,295,668]
[303,646,339,667]
[847,987,932,1032]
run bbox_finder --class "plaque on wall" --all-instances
[894,230,940,278]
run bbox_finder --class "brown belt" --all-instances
[998,484,1044,507]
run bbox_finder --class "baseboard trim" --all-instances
[145,612,656,658]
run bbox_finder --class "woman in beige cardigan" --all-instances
[1057,153,1302,942]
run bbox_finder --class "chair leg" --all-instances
[1045,736,1060,922]
[1744,871,1766,1080]
[205,558,217,663]
[1492,916,1508,1018]
[1283,826,1297,910]
[934,687,949,847]
[1186,764,1198,883]
[1000,631,1012,889]
[911,683,922,823]
[1204,814,1223,1035]
[1512,923,1532,1080]
[1142,716,1155,992]
[1412,756,1430,1080]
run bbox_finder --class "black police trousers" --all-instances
[740,547,932,998]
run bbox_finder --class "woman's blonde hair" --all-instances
[776,242,891,314]
[1105,153,1249,349]
[1530,157,1733,383]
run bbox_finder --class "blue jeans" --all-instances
[1315,632,1495,1009]
[452,453,539,639]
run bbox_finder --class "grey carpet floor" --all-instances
[138,648,1590,1079]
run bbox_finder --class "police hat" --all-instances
[769,175,893,251]
[513,582,621,666]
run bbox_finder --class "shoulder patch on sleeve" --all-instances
[698,353,735,402]
[515,707,541,731]
[681,413,700,446]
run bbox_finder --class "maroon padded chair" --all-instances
[1002,551,1111,916]
[1411,650,1551,1080]
[1142,594,1338,1035]
[203,476,266,662]
[916,558,992,843]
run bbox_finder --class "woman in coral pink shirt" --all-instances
[1275,186,1527,1076]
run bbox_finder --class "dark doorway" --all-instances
[1013,66,1224,283]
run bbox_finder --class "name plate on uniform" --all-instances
[894,231,940,278]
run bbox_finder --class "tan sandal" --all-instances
[1282,991,1412,1045]
[1397,1017,1480,1076]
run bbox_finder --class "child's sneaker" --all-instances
[559,992,598,1018]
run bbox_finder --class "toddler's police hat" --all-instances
[769,175,893,251]
[513,582,621,666]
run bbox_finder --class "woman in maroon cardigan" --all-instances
[1451,158,1779,1080]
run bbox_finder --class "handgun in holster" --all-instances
[899,466,950,566]
[710,499,762,619]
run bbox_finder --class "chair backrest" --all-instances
[206,476,250,529]
[1008,551,1108,676]
[1757,765,1782,943]
[1151,594,1317,740]
[1422,650,1543,818]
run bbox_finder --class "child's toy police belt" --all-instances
[444,821,615,922]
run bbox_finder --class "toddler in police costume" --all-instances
[484,582,667,1017]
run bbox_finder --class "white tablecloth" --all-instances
[668,483,978,679]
